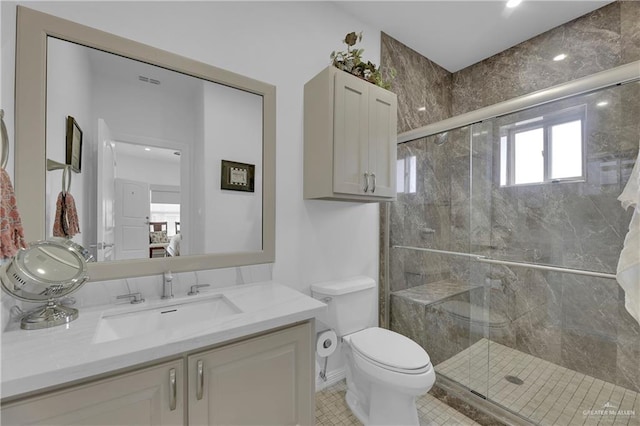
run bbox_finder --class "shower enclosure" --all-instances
[384,65,640,425]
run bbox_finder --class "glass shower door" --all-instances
[468,81,640,424]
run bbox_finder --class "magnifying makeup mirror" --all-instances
[1,237,94,329]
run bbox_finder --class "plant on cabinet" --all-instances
[330,31,395,90]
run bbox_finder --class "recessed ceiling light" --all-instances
[418,106,426,112]
[506,0,522,8]
[596,101,609,107]
[553,53,567,61]
[144,147,151,151]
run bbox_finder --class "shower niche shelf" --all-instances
[303,66,397,202]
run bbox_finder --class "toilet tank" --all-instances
[311,276,376,337]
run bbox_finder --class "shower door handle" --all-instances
[363,172,370,193]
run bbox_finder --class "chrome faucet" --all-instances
[188,284,210,296]
[162,271,174,299]
[117,292,145,304]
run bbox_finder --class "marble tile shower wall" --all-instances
[380,0,640,394]
[451,1,640,116]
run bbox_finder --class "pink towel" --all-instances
[52,191,80,238]
[1,168,28,259]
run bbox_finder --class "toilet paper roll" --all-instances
[316,329,337,358]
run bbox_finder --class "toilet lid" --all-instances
[350,327,430,372]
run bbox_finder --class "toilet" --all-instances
[311,277,435,426]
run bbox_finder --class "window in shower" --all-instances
[499,105,585,186]
[397,155,417,193]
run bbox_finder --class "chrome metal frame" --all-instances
[434,376,535,426]
[397,60,640,143]
[475,257,616,280]
[392,245,617,280]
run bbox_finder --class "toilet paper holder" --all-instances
[316,323,337,382]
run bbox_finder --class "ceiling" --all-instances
[114,141,181,164]
[333,1,615,72]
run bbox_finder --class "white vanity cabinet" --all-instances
[188,321,314,425]
[1,322,314,426]
[1,359,184,425]
[304,66,397,201]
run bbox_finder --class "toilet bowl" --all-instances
[310,277,435,426]
[343,327,435,425]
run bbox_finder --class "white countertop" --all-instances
[1,281,326,400]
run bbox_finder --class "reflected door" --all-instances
[114,179,150,260]
[96,119,116,261]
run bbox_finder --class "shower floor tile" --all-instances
[436,338,639,426]
[315,379,480,426]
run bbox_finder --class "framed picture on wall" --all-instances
[65,116,83,173]
[221,160,255,192]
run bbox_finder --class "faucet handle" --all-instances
[188,284,210,296]
[117,292,145,304]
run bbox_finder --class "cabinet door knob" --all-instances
[371,173,376,193]
[196,360,204,400]
[169,368,177,411]
[363,172,369,193]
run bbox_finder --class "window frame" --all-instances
[501,105,587,187]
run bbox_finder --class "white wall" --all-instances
[192,83,206,255]
[116,151,180,187]
[91,59,198,148]
[2,1,382,298]
[46,37,93,249]
[1,2,12,180]
[203,82,263,254]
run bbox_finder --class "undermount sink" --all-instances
[93,295,241,343]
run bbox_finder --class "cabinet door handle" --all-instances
[169,368,177,411]
[371,173,376,193]
[196,360,204,400]
[363,172,369,193]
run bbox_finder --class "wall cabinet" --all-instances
[1,322,314,426]
[304,66,397,201]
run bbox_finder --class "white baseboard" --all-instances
[315,367,345,391]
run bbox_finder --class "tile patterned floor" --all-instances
[436,338,640,426]
[315,379,480,425]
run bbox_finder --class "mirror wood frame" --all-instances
[14,6,276,281]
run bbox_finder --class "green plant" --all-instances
[330,31,395,90]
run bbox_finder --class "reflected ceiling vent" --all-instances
[138,75,161,85]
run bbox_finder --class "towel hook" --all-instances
[1,109,9,169]
[61,165,72,195]
[46,159,72,194]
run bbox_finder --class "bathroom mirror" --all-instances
[45,37,263,262]
[14,6,275,281]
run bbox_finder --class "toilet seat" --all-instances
[346,327,431,374]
